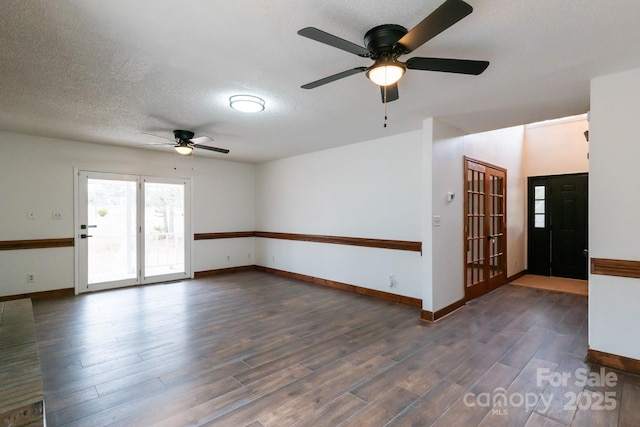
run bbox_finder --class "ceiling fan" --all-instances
[297,0,489,103]
[146,130,230,156]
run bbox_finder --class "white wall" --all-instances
[191,152,255,272]
[421,119,435,311]
[589,67,640,360]
[523,117,589,177]
[256,130,424,299]
[430,121,526,311]
[0,132,255,297]
[0,110,599,319]
[430,120,465,311]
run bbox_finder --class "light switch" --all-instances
[433,215,441,226]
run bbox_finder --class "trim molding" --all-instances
[0,288,74,302]
[194,265,256,278]
[255,266,422,308]
[591,258,640,279]
[420,310,434,322]
[179,231,421,253]
[420,298,466,323]
[194,232,255,240]
[1,266,420,308]
[0,238,74,251]
[2,233,420,252]
[422,274,530,322]
[255,231,422,253]
[587,348,640,376]
[506,270,527,283]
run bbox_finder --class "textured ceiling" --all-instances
[1,1,640,163]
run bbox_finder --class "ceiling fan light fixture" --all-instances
[367,59,405,86]
[229,95,265,113]
[174,143,193,155]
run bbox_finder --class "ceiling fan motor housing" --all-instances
[364,24,408,58]
[173,129,195,143]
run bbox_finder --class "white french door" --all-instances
[76,171,191,293]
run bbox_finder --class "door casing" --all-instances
[74,169,192,294]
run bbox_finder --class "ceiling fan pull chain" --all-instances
[383,86,388,128]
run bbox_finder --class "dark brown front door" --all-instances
[464,157,507,301]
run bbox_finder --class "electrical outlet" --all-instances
[52,211,62,219]
[272,256,275,262]
[26,273,36,282]
[226,255,230,261]
[247,253,251,259]
[389,275,396,287]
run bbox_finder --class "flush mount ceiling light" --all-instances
[366,57,406,86]
[229,95,265,113]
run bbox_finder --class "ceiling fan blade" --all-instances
[298,27,370,57]
[142,132,175,143]
[141,142,174,147]
[193,144,230,154]
[406,57,489,75]
[190,135,213,144]
[301,67,367,89]
[396,0,473,54]
[380,83,399,103]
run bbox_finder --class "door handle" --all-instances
[583,249,589,257]
[487,235,496,242]
[80,234,93,239]
[80,224,97,229]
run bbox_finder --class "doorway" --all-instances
[464,157,508,301]
[527,173,588,280]
[76,171,191,293]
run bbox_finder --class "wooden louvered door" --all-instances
[464,158,507,301]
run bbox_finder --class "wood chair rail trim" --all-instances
[591,258,640,279]
[0,238,74,251]
[194,232,256,240]
[3,233,420,253]
[255,231,422,252]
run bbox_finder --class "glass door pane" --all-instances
[143,178,190,282]
[80,172,140,292]
[466,166,486,289]
[489,174,505,278]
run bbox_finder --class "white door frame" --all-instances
[74,169,192,294]
[140,175,192,285]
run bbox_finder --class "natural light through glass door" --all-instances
[78,171,191,293]
[87,177,138,285]
[144,180,186,278]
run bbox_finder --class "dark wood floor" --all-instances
[32,271,640,426]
